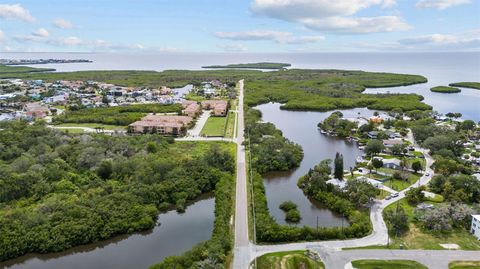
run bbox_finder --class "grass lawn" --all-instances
[201,116,227,137]
[225,111,236,138]
[185,92,207,101]
[54,123,126,131]
[383,199,480,250]
[58,128,85,134]
[383,173,420,191]
[377,189,390,200]
[351,260,428,269]
[377,167,397,175]
[256,250,325,269]
[449,261,480,269]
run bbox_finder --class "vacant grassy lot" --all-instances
[224,111,236,138]
[256,250,325,269]
[449,261,480,269]
[54,103,181,126]
[201,116,227,137]
[384,199,480,250]
[351,260,428,269]
[55,123,127,130]
[382,173,420,191]
[57,128,85,134]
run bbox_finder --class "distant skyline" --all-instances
[0,0,479,53]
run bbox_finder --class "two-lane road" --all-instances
[233,80,252,269]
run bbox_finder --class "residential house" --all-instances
[383,158,402,170]
[128,115,192,136]
[471,215,480,240]
[383,139,404,148]
[159,86,172,95]
[23,102,50,119]
[369,116,383,124]
[367,131,379,139]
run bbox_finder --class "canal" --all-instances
[256,103,383,227]
[0,195,214,269]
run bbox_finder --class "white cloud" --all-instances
[218,44,247,52]
[357,29,480,50]
[300,16,410,33]
[382,0,397,8]
[14,33,83,47]
[55,36,82,46]
[0,4,35,22]
[91,39,146,51]
[32,28,49,38]
[250,0,409,34]
[0,30,5,42]
[214,30,324,44]
[53,18,75,29]
[416,0,471,10]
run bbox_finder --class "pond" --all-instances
[0,195,215,269]
[255,103,384,227]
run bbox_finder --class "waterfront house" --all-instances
[369,116,383,124]
[471,215,480,240]
[383,139,404,148]
[367,131,379,139]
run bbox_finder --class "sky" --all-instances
[0,0,479,53]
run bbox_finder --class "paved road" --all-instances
[244,127,478,269]
[323,249,480,269]
[233,80,253,269]
[186,110,211,137]
[228,86,477,268]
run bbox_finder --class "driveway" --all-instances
[187,110,211,137]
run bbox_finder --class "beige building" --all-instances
[129,115,192,135]
[201,100,228,116]
[24,103,50,119]
[182,101,201,117]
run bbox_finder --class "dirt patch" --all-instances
[440,243,460,250]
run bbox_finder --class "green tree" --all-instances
[372,158,383,172]
[411,160,422,173]
[405,186,425,205]
[384,206,409,236]
[334,152,344,180]
[365,140,385,156]
[97,160,113,179]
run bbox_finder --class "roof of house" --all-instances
[383,139,404,146]
[383,158,401,165]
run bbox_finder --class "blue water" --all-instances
[3,51,480,120]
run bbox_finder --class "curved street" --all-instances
[232,79,480,269]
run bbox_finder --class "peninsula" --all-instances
[202,62,291,70]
